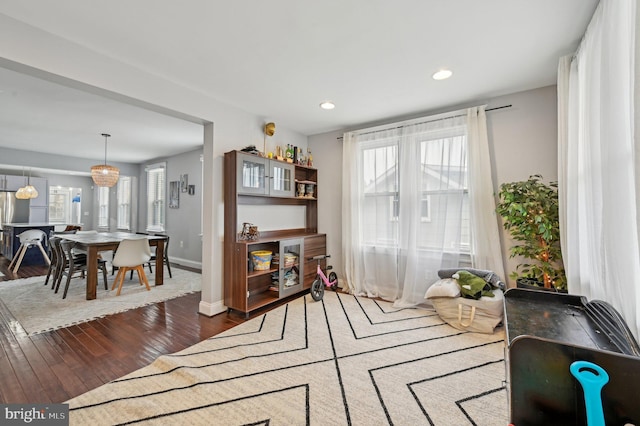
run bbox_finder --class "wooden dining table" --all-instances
[59,232,168,300]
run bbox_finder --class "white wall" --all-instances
[310,85,559,288]
[306,130,344,283]
[0,15,307,315]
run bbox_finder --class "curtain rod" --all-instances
[336,104,512,139]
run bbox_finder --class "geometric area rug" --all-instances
[0,268,201,336]
[67,291,508,425]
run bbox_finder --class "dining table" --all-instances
[59,232,168,300]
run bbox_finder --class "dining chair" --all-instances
[57,240,108,299]
[75,230,98,235]
[111,238,152,296]
[8,229,50,274]
[144,233,172,279]
[51,237,68,291]
[111,232,151,277]
[44,236,61,288]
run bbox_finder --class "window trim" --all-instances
[146,162,166,233]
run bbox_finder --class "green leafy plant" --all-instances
[496,175,566,290]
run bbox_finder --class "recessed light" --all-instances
[432,69,453,80]
[319,101,335,110]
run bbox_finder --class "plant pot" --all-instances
[516,277,567,293]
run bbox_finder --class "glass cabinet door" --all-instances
[278,238,303,294]
[237,154,268,195]
[270,162,295,197]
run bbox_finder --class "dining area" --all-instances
[0,227,201,338]
[44,230,169,300]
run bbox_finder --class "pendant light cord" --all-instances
[102,133,111,166]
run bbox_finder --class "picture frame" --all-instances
[169,181,180,208]
[180,174,189,192]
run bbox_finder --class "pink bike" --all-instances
[309,254,338,301]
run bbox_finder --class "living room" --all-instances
[1,1,638,424]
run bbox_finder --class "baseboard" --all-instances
[168,256,202,270]
[198,299,226,317]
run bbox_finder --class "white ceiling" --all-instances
[0,0,599,163]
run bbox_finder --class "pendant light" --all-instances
[91,133,119,187]
[16,168,38,199]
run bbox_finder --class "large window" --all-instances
[361,133,469,252]
[146,163,166,232]
[117,176,132,230]
[97,186,109,229]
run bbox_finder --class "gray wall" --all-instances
[309,85,559,288]
[138,148,203,268]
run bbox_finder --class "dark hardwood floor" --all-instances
[0,255,279,404]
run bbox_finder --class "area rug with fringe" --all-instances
[67,290,508,425]
[0,268,201,335]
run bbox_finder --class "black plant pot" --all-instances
[516,277,567,293]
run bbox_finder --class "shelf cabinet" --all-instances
[224,150,324,317]
[227,233,324,317]
[236,151,295,197]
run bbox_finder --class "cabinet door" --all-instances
[278,238,303,295]
[270,161,295,197]
[4,175,27,191]
[237,153,268,195]
[28,177,48,207]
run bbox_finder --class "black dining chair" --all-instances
[44,236,61,288]
[146,233,172,278]
[57,240,108,299]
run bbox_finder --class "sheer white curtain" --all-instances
[342,108,504,307]
[467,107,505,279]
[558,0,639,338]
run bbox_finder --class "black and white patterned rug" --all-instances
[68,291,508,425]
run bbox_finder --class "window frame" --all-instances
[116,176,132,231]
[146,162,166,233]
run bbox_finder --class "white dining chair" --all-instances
[111,238,152,296]
[8,229,50,274]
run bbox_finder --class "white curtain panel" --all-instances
[467,106,505,280]
[342,109,504,307]
[559,0,639,339]
[342,128,402,301]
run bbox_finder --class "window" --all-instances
[146,162,166,232]
[362,143,398,244]
[97,186,109,229]
[361,132,469,252]
[49,187,82,224]
[419,136,469,251]
[117,176,132,230]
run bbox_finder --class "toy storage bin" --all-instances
[250,250,273,270]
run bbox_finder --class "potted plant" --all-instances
[496,175,566,291]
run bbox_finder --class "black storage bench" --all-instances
[504,288,640,425]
